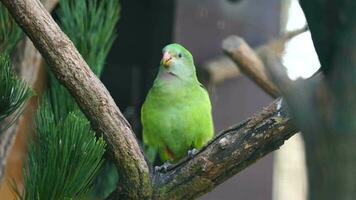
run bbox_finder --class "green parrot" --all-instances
[141,43,214,163]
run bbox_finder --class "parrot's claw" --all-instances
[154,161,172,173]
[188,148,199,157]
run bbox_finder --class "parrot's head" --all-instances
[159,43,196,81]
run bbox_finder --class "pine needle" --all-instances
[16,100,106,200]
[16,1,120,199]
[0,4,28,132]
[0,4,22,53]
[56,1,121,198]
[0,53,32,132]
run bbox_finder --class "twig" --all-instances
[222,36,280,98]
[222,26,308,97]
[257,26,308,56]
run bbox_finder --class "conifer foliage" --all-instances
[0,53,32,132]
[14,0,120,199]
[0,4,22,53]
[0,4,31,132]
[16,103,106,200]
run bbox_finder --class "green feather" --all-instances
[142,44,214,162]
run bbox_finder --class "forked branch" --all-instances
[222,26,308,98]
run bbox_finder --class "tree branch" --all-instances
[222,36,280,98]
[0,0,152,198]
[152,99,298,199]
[222,26,308,97]
[256,26,308,56]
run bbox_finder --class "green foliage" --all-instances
[55,1,121,197]
[16,0,121,199]
[58,0,120,76]
[0,3,28,132]
[0,4,22,53]
[15,101,106,200]
[0,53,32,131]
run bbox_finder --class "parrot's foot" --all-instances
[154,161,172,173]
[188,148,199,157]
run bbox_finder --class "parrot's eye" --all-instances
[178,53,182,58]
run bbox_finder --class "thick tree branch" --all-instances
[12,0,58,79]
[152,99,298,199]
[0,0,152,198]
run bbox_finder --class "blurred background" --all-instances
[0,0,320,199]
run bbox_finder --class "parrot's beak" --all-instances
[161,52,172,69]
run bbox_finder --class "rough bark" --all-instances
[0,0,152,199]
[152,99,297,199]
[0,0,58,182]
